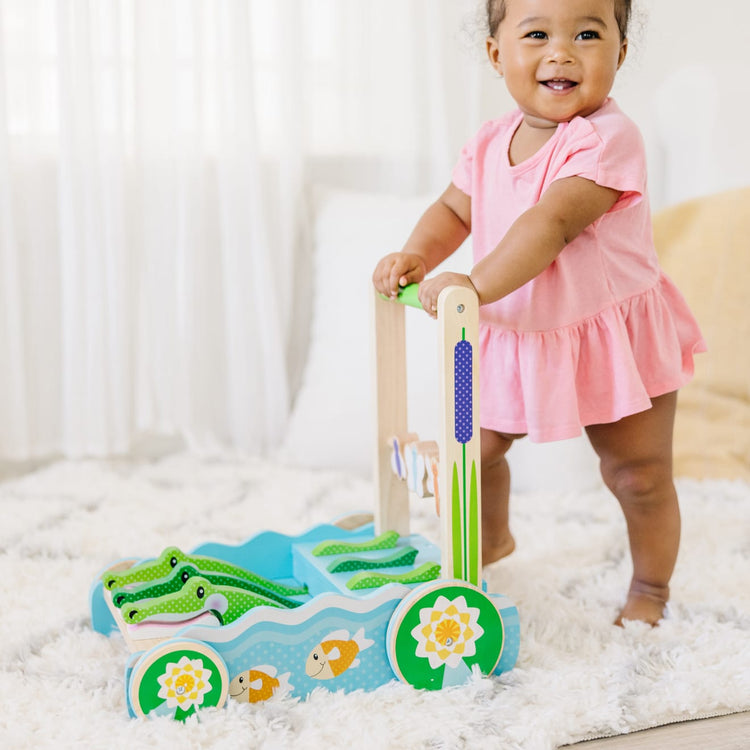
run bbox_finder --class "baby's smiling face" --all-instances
[487,0,627,131]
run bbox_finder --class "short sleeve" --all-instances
[551,108,647,211]
[451,129,480,196]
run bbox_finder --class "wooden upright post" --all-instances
[371,287,410,536]
[437,286,482,586]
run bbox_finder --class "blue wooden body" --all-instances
[90,522,520,718]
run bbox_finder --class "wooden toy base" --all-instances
[91,523,520,720]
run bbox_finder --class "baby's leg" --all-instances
[481,428,523,565]
[585,392,680,626]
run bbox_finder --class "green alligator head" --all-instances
[102,546,186,590]
[122,576,282,626]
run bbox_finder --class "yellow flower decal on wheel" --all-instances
[157,655,213,711]
[411,594,483,669]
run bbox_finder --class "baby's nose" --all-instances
[545,42,574,64]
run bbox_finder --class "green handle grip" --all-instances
[379,283,423,310]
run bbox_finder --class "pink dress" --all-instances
[451,98,706,441]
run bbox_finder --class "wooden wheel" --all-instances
[386,579,504,690]
[128,639,229,720]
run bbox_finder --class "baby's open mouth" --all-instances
[542,79,578,91]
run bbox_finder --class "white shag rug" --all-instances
[1,454,749,750]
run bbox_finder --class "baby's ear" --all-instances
[486,36,503,77]
[617,38,628,69]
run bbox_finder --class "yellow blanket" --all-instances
[653,187,750,480]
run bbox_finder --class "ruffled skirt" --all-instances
[478,273,707,441]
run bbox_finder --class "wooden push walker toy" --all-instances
[89,284,520,720]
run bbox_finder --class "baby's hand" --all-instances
[372,253,427,299]
[418,273,477,318]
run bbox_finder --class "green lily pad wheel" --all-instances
[129,639,229,720]
[386,579,504,690]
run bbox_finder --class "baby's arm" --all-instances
[418,177,621,314]
[372,184,470,299]
[472,176,620,304]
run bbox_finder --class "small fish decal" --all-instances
[305,628,374,680]
[228,665,291,704]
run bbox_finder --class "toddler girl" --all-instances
[372,0,705,626]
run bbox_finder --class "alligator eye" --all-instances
[197,586,205,599]
[128,609,138,620]
[106,579,116,589]
[170,556,178,568]
[181,570,190,583]
[114,594,125,606]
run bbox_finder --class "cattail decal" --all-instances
[450,329,479,584]
[454,336,473,444]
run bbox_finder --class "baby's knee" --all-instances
[601,459,673,506]
[480,429,520,467]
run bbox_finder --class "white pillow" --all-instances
[279,186,601,493]
[279,187,471,477]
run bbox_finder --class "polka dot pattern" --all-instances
[114,563,304,610]
[346,561,441,590]
[326,546,418,573]
[454,340,473,444]
[312,530,400,557]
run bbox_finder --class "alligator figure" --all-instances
[101,546,308,597]
[111,562,304,609]
[121,576,284,626]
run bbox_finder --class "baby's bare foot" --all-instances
[615,581,669,627]
[482,532,516,566]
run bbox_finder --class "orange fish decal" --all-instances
[228,665,292,703]
[305,628,374,680]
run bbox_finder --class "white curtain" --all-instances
[0,0,486,461]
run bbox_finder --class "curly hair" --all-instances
[486,0,631,41]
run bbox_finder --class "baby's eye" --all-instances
[576,30,601,40]
[524,30,547,40]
